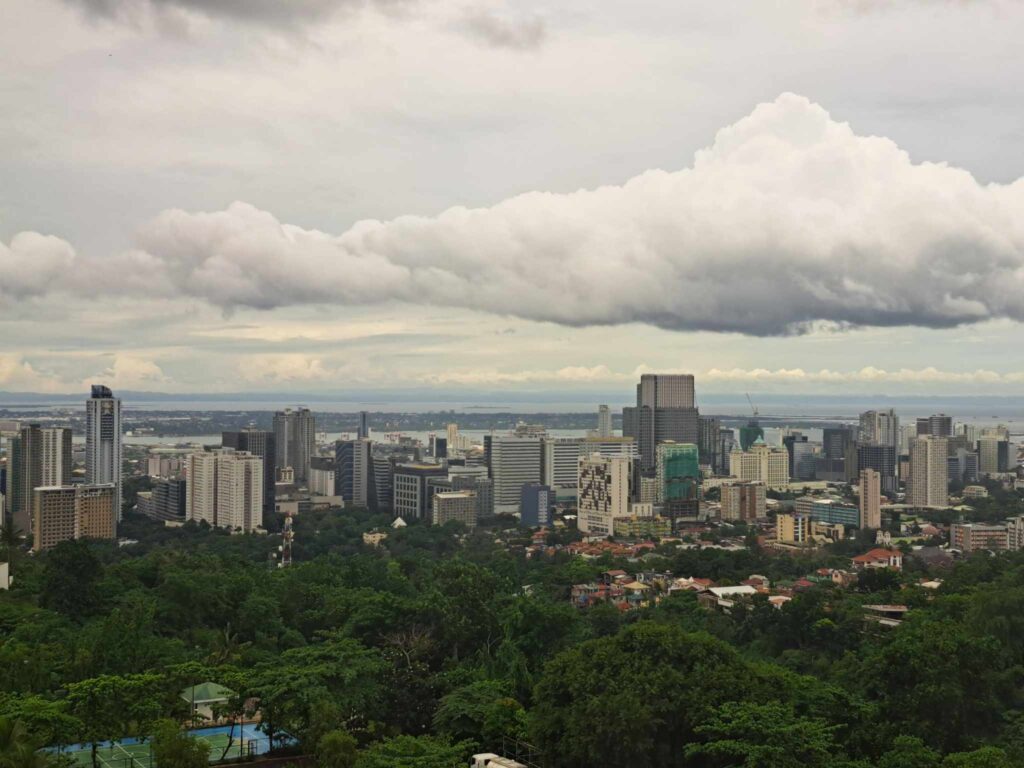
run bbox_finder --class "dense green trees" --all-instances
[4,503,1024,767]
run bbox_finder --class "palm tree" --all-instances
[205,623,250,666]
[0,717,53,768]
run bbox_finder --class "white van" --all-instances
[470,754,528,768]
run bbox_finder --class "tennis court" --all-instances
[56,724,272,768]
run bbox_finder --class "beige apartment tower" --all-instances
[907,436,948,508]
[858,468,881,529]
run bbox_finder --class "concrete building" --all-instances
[858,469,881,529]
[729,439,790,489]
[222,429,276,515]
[917,414,953,437]
[488,435,542,514]
[7,423,43,534]
[907,436,949,508]
[185,450,263,532]
[85,385,123,520]
[699,416,725,474]
[542,437,584,498]
[147,454,184,479]
[273,407,315,484]
[809,498,860,527]
[32,484,116,551]
[357,410,370,440]
[335,438,373,508]
[577,453,631,537]
[580,436,639,461]
[857,444,897,495]
[432,490,478,528]
[520,483,553,527]
[951,522,1009,553]
[720,481,766,522]
[394,463,447,521]
[820,426,857,483]
[859,409,900,447]
[309,456,336,497]
[139,478,186,522]
[40,428,72,488]
[979,437,1010,476]
[427,467,493,521]
[622,373,699,474]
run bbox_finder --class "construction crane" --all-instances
[745,392,759,418]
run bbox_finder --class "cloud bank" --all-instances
[62,0,402,26]
[8,93,1024,336]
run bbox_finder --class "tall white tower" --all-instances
[86,385,123,520]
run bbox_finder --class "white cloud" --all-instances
[6,93,1024,341]
[82,355,170,389]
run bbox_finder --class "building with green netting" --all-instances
[656,442,702,531]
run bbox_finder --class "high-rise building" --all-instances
[916,414,953,438]
[394,463,447,521]
[577,453,631,537]
[222,429,276,515]
[622,374,699,474]
[596,405,612,438]
[32,484,116,551]
[821,426,857,483]
[858,469,881,529]
[488,435,543,514]
[335,439,371,508]
[907,436,948,508]
[309,457,336,497]
[720,481,766,522]
[32,486,76,551]
[185,450,263,532]
[40,428,72,487]
[729,439,790,489]
[541,437,584,498]
[859,409,899,447]
[139,478,186,522]
[656,442,700,511]
[432,491,478,529]
[520,483,553,527]
[698,416,724,473]
[979,437,1010,475]
[85,385,123,520]
[738,419,764,452]
[7,423,42,534]
[273,408,316,484]
[856,444,897,495]
[357,411,370,440]
[782,432,807,477]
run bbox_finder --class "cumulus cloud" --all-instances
[9,93,1024,336]
[83,355,170,389]
[0,233,76,301]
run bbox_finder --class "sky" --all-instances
[2,0,1024,398]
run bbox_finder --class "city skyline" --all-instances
[3,2,1024,394]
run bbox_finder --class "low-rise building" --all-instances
[951,522,1009,553]
[851,548,903,571]
[720,481,766,522]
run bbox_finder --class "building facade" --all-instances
[577,454,631,537]
[432,490,478,528]
[488,435,543,514]
[222,429,276,515]
[907,436,949,508]
[858,468,881,529]
[729,440,790,489]
[273,408,316,484]
[720,481,766,522]
[86,385,123,520]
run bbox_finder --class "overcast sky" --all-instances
[2,0,1023,397]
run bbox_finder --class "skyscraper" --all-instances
[916,414,953,438]
[821,426,857,483]
[596,405,612,438]
[357,411,370,440]
[859,409,899,447]
[622,373,699,474]
[335,438,373,508]
[488,435,543,514]
[907,436,948,508]
[273,408,316,484]
[7,424,42,534]
[857,443,897,495]
[859,468,881,529]
[40,428,72,487]
[185,450,263,532]
[86,385,123,520]
[222,429,276,515]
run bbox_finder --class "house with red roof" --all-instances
[852,547,903,571]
